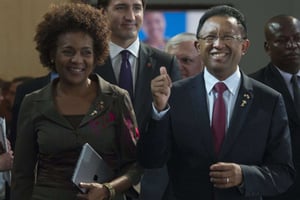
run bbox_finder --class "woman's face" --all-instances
[54,31,95,86]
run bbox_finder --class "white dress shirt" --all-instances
[204,67,241,129]
[153,67,242,131]
[109,38,140,92]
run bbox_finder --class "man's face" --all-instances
[196,16,249,80]
[105,0,144,46]
[168,40,204,78]
[265,18,300,73]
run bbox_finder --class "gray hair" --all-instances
[165,32,197,53]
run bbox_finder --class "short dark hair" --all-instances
[196,5,247,39]
[97,0,146,9]
[34,3,110,71]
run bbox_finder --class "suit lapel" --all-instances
[189,74,215,158]
[35,82,73,129]
[219,72,254,158]
[35,75,114,130]
[94,58,117,85]
[80,76,114,126]
[134,44,156,116]
[265,64,300,123]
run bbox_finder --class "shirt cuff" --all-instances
[152,103,170,120]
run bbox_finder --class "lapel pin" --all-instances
[90,110,98,116]
[146,63,152,68]
[240,100,247,107]
[98,101,104,111]
[243,93,250,99]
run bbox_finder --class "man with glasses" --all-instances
[250,15,300,200]
[138,5,295,200]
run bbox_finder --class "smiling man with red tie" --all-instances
[138,5,295,200]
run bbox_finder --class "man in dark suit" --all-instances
[94,0,181,200]
[137,5,295,200]
[250,15,300,200]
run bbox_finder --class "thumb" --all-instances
[160,66,167,75]
[79,182,93,189]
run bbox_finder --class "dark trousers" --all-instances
[139,165,169,200]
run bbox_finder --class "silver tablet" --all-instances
[72,143,114,193]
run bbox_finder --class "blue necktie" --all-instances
[119,50,134,101]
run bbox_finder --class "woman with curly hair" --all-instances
[10,3,141,200]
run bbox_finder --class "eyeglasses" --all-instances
[272,37,300,48]
[199,35,244,44]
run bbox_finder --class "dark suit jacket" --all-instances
[250,63,300,199]
[9,73,51,149]
[138,71,295,200]
[94,43,180,200]
[94,42,181,133]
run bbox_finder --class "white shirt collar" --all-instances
[109,38,140,59]
[204,67,241,95]
[275,65,300,84]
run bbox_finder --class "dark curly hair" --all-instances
[34,3,111,71]
[196,5,248,39]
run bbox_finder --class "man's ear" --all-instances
[264,41,270,52]
[241,39,250,55]
[194,41,201,54]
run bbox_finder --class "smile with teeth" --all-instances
[69,66,84,72]
[211,52,227,58]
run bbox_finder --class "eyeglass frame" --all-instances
[198,35,246,44]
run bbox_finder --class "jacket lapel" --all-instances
[35,75,114,129]
[80,75,114,126]
[219,72,254,158]
[134,44,156,116]
[190,74,216,158]
[94,58,117,85]
[266,64,300,124]
[34,81,73,129]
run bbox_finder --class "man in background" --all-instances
[94,0,181,200]
[250,15,300,200]
[165,32,204,78]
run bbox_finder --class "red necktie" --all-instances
[212,82,227,155]
[119,50,134,101]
